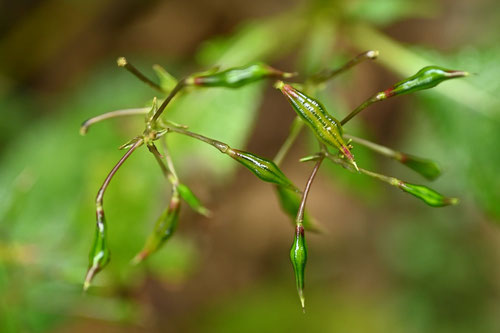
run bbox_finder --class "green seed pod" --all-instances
[276,81,358,171]
[397,181,459,207]
[84,207,110,290]
[290,224,307,311]
[380,66,469,99]
[275,186,320,232]
[133,194,181,264]
[396,153,441,181]
[227,148,299,192]
[186,62,295,88]
[178,183,211,217]
[340,66,468,125]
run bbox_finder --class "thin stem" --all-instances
[117,57,164,92]
[274,117,304,166]
[323,151,398,186]
[344,134,401,160]
[296,155,324,224]
[340,94,382,125]
[307,50,379,85]
[147,143,169,177]
[80,108,149,135]
[161,138,179,181]
[166,126,229,153]
[152,80,186,122]
[96,139,144,208]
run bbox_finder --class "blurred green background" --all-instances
[1,0,500,332]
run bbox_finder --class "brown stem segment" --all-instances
[117,57,164,92]
[151,80,186,122]
[296,155,324,224]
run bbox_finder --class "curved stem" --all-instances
[296,155,324,224]
[274,117,304,166]
[80,108,149,135]
[96,139,144,209]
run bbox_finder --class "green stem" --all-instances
[274,117,304,166]
[344,134,402,160]
[307,50,378,85]
[340,94,382,125]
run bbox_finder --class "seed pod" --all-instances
[178,183,211,217]
[84,207,110,291]
[275,186,319,232]
[226,148,299,192]
[290,224,307,311]
[340,66,468,125]
[381,66,469,99]
[396,153,441,181]
[276,81,358,171]
[132,193,181,264]
[397,181,459,207]
[186,62,295,88]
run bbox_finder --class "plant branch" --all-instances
[80,107,149,135]
[117,57,164,93]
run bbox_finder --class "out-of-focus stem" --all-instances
[307,50,379,85]
[151,80,186,122]
[80,107,149,135]
[344,134,401,159]
[117,57,164,92]
[274,117,304,166]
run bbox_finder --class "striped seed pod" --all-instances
[290,224,307,311]
[186,62,295,88]
[227,148,300,192]
[276,81,358,171]
[133,193,181,264]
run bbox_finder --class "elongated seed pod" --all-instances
[84,207,110,291]
[383,66,469,98]
[186,62,295,88]
[276,81,358,171]
[275,186,319,232]
[396,154,441,181]
[290,224,307,311]
[178,183,211,217]
[227,148,300,192]
[396,182,459,207]
[341,66,468,125]
[133,193,181,264]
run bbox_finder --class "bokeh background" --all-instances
[1,0,500,332]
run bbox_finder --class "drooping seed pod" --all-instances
[84,206,111,291]
[290,224,307,311]
[132,193,181,264]
[275,81,358,171]
[185,62,296,88]
[275,186,319,232]
[396,181,459,207]
[226,148,300,192]
[177,183,211,217]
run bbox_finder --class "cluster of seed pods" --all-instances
[81,52,468,310]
